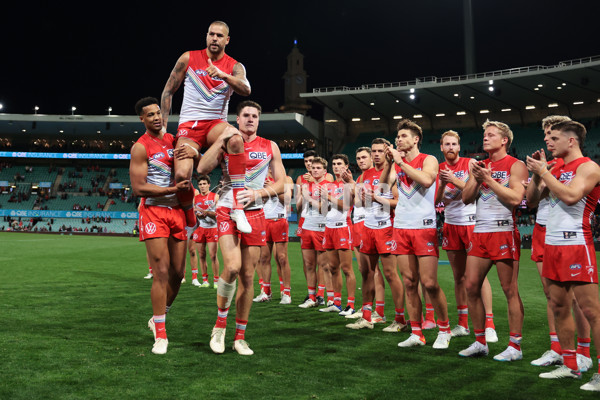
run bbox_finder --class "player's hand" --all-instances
[237,188,259,208]
[174,144,199,160]
[471,161,491,183]
[206,59,226,79]
[362,186,374,203]
[175,180,191,192]
[303,172,314,183]
[526,149,549,176]
[439,167,454,184]
[341,169,354,183]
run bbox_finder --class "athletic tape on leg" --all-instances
[217,277,236,308]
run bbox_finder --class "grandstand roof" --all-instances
[301,56,600,128]
[0,112,319,140]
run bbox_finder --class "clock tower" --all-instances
[280,40,311,114]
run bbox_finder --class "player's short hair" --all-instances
[356,146,371,155]
[311,156,328,168]
[197,174,211,184]
[332,154,349,165]
[396,119,423,148]
[303,150,316,159]
[440,130,460,144]
[236,100,262,115]
[551,120,587,150]
[371,138,391,147]
[134,97,159,116]
[482,120,513,149]
[541,115,571,130]
[209,20,230,35]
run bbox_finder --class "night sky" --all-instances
[2,0,599,116]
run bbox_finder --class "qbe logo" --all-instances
[145,222,157,235]
[249,151,268,160]
[219,221,230,232]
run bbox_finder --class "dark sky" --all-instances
[2,0,599,116]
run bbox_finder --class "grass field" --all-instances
[0,232,597,399]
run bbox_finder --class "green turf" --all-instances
[0,232,597,399]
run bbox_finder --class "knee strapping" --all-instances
[217,277,237,308]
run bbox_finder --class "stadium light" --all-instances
[525,105,535,110]
[325,119,338,123]
[0,103,3,110]
[534,88,539,91]
[107,106,112,115]
[435,113,445,117]
[456,111,466,115]
[413,114,422,118]
[537,84,543,87]
[410,88,415,93]
[488,80,494,85]
[453,93,459,97]
[409,94,415,100]
[548,103,559,108]
[573,101,584,105]
[480,110,490,114]
[562,83,566,86]
[395,99,400,103]
[488,86,494,92]
[369,102,375,106]
[501,108,511,112]
[470,96,475,99]
[371,117,380,121]
[71,106,77,115]
[351,118,361,122]
[393,115,402,119]
[556,86,562,90]
[34,106,39,114]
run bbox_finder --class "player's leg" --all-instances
[481,276,497,342]
[254,243,273,302]
[232,244,262,355]
[197,242,210,286]
[166,236,186,306]
[144,251,153,279]
[573,296,593,372]
[188,239,200,286]
[173,136,199,226]
[532,261,561,365]
[339,248,356,314]
[492,258,524,361]
[419,255,452,349]
[396,254,428,347]
[447,249,470,335]
[145,237,171,354]
[572,283,600,389]
[346,253,377,329]
[320,249,342,312]
[299,248,318,308]
[275,241,292,304]
[459,255,493,357]
[208,241,220,288]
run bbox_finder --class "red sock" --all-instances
[508,332,522,351]
[192,269,198,280]
[234,319,248,341]
[263,283,272,296]
[577,337,591,358]
[317,285,325,298]
[334,292,342,307]
[227,153,246,209]
[485,313,495,329]
[395,308,406,324]
[549,332,561,354]
[327,290,334,302]
[308,286,316,302]
[283,287,291,296]
[457,305,469,329]
[279,278,284,293]
[425,303,435,322]
[214,276,219,285]
[375,301,385,317]
[474,329,486,345]
[362,303,373,322]
[215,307,229,329]
[346,297,355,308]
[176,189,196,227]
[149,266,153,274]
[258,278,263,290]
[153,314,167,339]
[562,349,578,371]
[437,319,451,334]
[410,321,424,338]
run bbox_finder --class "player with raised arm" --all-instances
[207,101,286,356]
[130,97,192,355]
[435,130,497,342]
[379,119,451,349]
[459,120,527,361]
[525,121,600,391]
[161,21,252,233]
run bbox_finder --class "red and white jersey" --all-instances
[179,50,238,123]
[135,132,178,207]
[362,167,393,230]
[474,155,519,233]
[325,180,350,228]
[194,191,217,228]
[393,153,437,229]
[219,136,273,210]
[439,157,476,226]
[546,157,600,246]
[302,180,328,232]
[535,159,564,226]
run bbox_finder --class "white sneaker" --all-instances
[433,332,452,349]
[539,365,581,379]
[210,327,226,354]
[148,317,156,339]
[298,298,318,308]
[346,317,374,330]
[339,306,355,316]
[578,354,593,372]
[451,325,470,337]
[230,209,252,233]
[459,341,489,357]
[326,300,334,307]
[531,349,562,367]
[181,277,186,283]
[485,327,498,343]
[152,338,168,355]
[200,281,210,288]
[371,311,386,324]
[233,339,254,356]
[192,278,202,287]
[493,346,523,362]
[279,294,292,305]
[143,273,153,279]
[382,320,409,333]
[345,310,363,319]
[253,292,272,303]
[581,373,600,391]
[398,334,426,348]
[319,304,342,313]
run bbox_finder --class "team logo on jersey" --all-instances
[442,237,449,247]
[586,265,594,276]
[178,129,188,137]
[386,240,397,251]
[195,69,208,76]
[193,233,198,241]
[145,222,157,234]
[466,241,473,253]
[152,153,165,160]
[219,221,230,232]
[249,151,268,160]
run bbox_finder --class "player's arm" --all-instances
[484,161,528,208]
[378,152,396,187]
[398,154,438,188]
[537,161,600,206]
[325,173,335,182]
[130,143,190,197]
[372,184,398,209]
[213,61,251,96]
[161,52,189,129]
[282,176,294,213]
[205,193,219,219]
[434,171,445,205]
[462,162,481,205]
[295,175,304,220]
